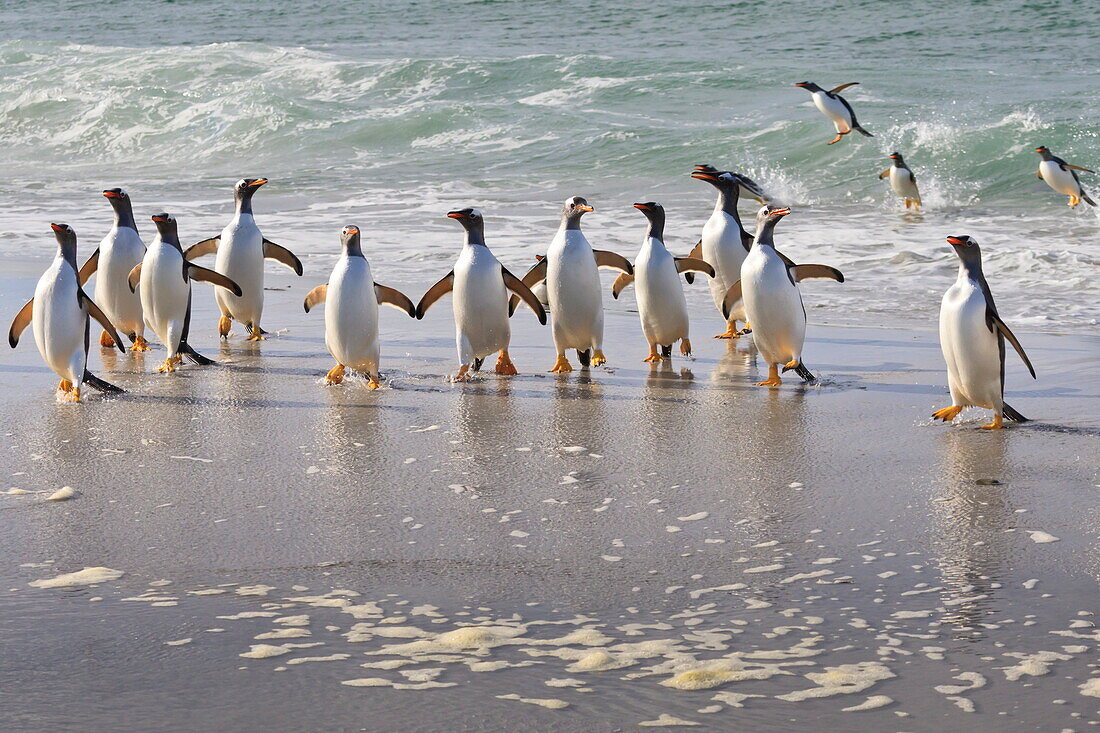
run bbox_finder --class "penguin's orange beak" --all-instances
[345,226,360,235]
[691,171,718,181]
[577,204,594,212]
[633,203,651,211]
[1033,147,1044,153]
[446,211,467,220]
[50,223,66,232]
[248,178,268,188]
[103,190,121,199]
[152,215,170,223]
[771,208,792,217]
[794,82,809,88]
[946,236,967,246]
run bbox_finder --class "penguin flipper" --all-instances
[127,264,142,293]
[611,273,634,300]
[1081,191,1097,206]
[187,263,243,296]
[593,250,634,275]
[989,313,1036,379]
[878,169,890,180]
[82,369,124,394]
[303,284,328,313]
[183,237,219,261]
[78,248,100,286]
[675,257,715,278]
[8,298,33,348]
[1002,402,1028,423]
[508,258,548,316]
[374,283,416,318]
[79,290,126,353]
[179,341,215,366]
[684,241,703,284]
[791,264,845,283]
[1064,164,1094,173]
[828,82,859,94]
[501,266,547,325]
[262,239,304,276]
[854,125,874,137]
[415,271,454,319]
[720,281,743,321]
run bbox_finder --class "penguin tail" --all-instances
[855,125,874,137]
[782,361,816,382]
[472,357,484,372]
[577,349,591,367]
[82,370,124,394]
[1002,402,1029,423]
[1081,191,1097,207]
[180,341,216,366]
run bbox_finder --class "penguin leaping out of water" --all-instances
[692,164,770,205]
[184,178,303,341]
[879,152,922,210]
[1034,146,1095,208]
[303,224,416,389]
[416,209,546,382]
[794,81,873,145]
[509,197,633,373]
[8,223,125,401]
[934,235,1035,430]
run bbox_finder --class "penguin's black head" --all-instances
[234,178,268,199]
[889,152,903,161]
[690,169,740,192]
[947,235,980,255]
[151,212,178,238]
[446,208,482,227]
[102,188,129,202]
[341,224,361,246]
[794,81,820,92]
[1034,146,1052,159]
[50,222,76,247]
[562,196,594,222]
[754,204,791,233]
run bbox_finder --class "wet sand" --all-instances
[1,264,1098,731]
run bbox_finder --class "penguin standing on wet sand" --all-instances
[132,213,243,373]
[879,152,922,210]
[8,223,125,401]
[622,202,714,362]
[303,224,416,389]
[77,188,150,351]
[934,235,1035,430]
[721,207,844,387]
[794,81,873,145]
[184,178,303,340]
[416,209,547,382]
[508,197,633,373]
[1034,146,1095,208]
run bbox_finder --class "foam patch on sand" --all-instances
[29,567,124,588]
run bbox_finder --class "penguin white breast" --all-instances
[741,249,805,364]
[702,211,748,316]
[1038,161,1080,195]
[140,244,190,351]
[812,92,852,131]
[547,229,602,349]
[326,256,379,371]
[635,238,688,345]
[215,215,265,321]
[453,246,510,359]
[939,278,1003,408]
[32,259,86,382]
[889,167,919,198]
[95,226,146,335]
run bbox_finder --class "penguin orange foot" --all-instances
[757,364,783,387]
[57,379,80,402]
[453,364,471,382]
[549,353,572,373]
[714,322,739,339]
[129,335,151,352]
[367,374,381,390]
[157,355,182,373]
[680,338,692,357]
[325,364,345,386]
[591,349,607,367]
[246,324,266,341]
[218,315,233,338]
[100,330,116,348]
[495,351,518,375]
[643,344,662,363]
[932,405,963,422]
[980,413,1004,430]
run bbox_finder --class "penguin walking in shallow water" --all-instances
[721,207,844,387]
[77,188,150,351]
[1034,146,1095,207]
[303,225,415,389]
[621,202,713,362]
[8,223,125,401]
[416,209,546,381]
[132,213,242,373]
[879,152,922,210]
[794,81,873,145]
[508,197,633,373]
[184,178,303,340]
[934,235,1035,430]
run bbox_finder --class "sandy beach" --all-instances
[2,261,1097,731]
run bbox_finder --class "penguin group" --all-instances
[10,79,1086,430]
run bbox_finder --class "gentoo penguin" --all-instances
[508,197,633,373]
[76,188,150,350]
[879,152,922,210]
[416,209,546,382]
[621,202,713,362]
[692,163,770,205]
[794,81,873,145]
[132,213,242,373]
[721,207,844,387]
[303,224,415,389]
[1034,146,1095,207]
[8,223,125,401]
[934,235,1035,430]
[688,168,758,338]
[184,178,303,340]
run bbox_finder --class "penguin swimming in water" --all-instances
[131,213,242,373]
[621,202,714,362]
[794,81,873,145]
[184,178,303,340]
[934,235,1035,430]
[508,197,633,373]
[8,223,125,401]
[77,188,150,351]
[416,209,546,382]
[720,206,844,387]
[303,224,416,389]
[879,152,922,210]
[1034,146,1095,208]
